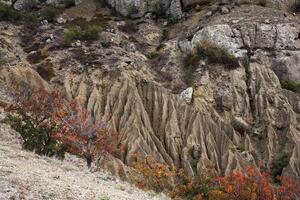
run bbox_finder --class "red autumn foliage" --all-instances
[51,98,124,167]
[132,156,300,200]
[5,83,123,167]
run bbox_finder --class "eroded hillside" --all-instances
[0,0,300,184]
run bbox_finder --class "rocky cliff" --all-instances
[0,0,299,181]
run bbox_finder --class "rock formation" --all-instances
[0,0,299,181]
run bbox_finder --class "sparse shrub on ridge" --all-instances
[198,41,239,68]
[0,2,23,22]
[40,6,60,22]
[118,20,138,33]
[281,79,300,92]
[62,24,101,47]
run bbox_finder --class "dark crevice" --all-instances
[239,29,256,121]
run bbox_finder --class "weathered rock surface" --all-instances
[105,0,183,19]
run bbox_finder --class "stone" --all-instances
[220,6,230,14]
[105,0,182,19]
[57,17,67,24]
[205,11,213,17]
[179,87,193,103]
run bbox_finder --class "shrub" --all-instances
[146,51,160,60]
[62,24,101,47]
[52,98,124,168]
[132,156,300,200]
[118,20,138,33]
[270,153,290,180]
[36,61,55,81]
[281,79,300,92]
[0,2,23,22]
[63,0,75,8]
[182,53,200,85]
[258,0,267,7]
[292,0,300,13]
[40,6,60,22]
[183,53,201,69]
[153,1,165,17]
[4,83,123,167]
[212,166,274,200]
[132,155,214,199]
[4,86,65,158]
[27,50,49,64]
[131,155,176,192]
[198,41,239,68]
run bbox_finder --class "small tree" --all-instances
[5,83,65,157]
[51,99,123,168]
[5,83,123,167]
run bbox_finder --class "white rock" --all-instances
[57,17,67,24]
[179,87,193,103]
[221,6,230,14]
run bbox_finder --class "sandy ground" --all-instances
[0,123,169,200]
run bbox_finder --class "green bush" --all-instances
[281,79,300,92]
[62,25,101,46]
[146,51,160,60]
[5,114,65,158]
[292,0,300,12]
[0,3,23,22]
[270,153,290,180]
[40,6,60,22]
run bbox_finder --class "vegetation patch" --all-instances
[198,41,239,68]
[118,20,138,33]
[270,152,290,180]
[63,0,76,8]
[39,6,61,22]
[146,51,160,60]
[132,156,300,200]
[182,52,201,85]
[4,87,65,158]
[36,61,55,81]
[27,50,49,64]
[4,83,123,168]
[292,0,300,13]
[62,22,103,47]
[0,3,24,22]
[281,79,300,93]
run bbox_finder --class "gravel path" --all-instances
[0,123,169,200]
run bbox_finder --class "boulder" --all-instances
[179,87,193,103]
[105,0,183,19]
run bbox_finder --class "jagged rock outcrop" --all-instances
[105,0,183,19]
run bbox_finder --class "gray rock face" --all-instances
[272,52,300,82]
[190,22,300,60]
[13,0,38,10]
[105,0,183,19]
